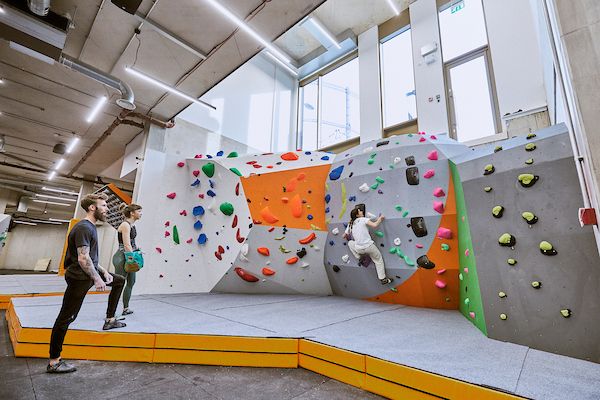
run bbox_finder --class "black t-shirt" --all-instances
[64,219,100,280]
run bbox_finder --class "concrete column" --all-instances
[358,25,383,143]
[73,180,96,219]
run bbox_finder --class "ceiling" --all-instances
[0,0,406,222]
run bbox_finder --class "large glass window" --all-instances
[439,0,488,62]
[380,27,417,128]
[297,57,360,150]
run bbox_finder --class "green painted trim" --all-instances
[449,161,487,335]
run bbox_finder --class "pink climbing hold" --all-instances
[194,154,202,158]
[180,210,187,216]
[427,150,438,161]
[419,136,427,142]
[192,170,200,177]
[469,312,476,319]
[165,221,170,227]
[418,131,426,135]
[433,201,445,214]
[177,162,185,167]
[436,269,446,275]
[465,249,470,257]
[424,169,435,179]
[434,280,447,289]
[437,227,453,239]
[199,194,204,199]
[164,231,170,237]
[430,135,437,140]
[155,247,162,254]
[186,238,193,244]
[415,244,424,249]
[166,192,176,199]
[464,267,469,274]
[433,188,445,197]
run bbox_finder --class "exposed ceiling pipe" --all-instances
[129,112,175,129]
[27,0,51,16]
[0,183,36,196]
[59,54,136,111]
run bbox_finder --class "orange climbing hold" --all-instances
[235,267,259,282]
[286,256,299,265]
[260,206,280,224]
[281,152,299,161]
[297,173,306,181]
[291,194,303,218]
[262,267,276,276]
[299,232,316,245]
[286,177,298,193]
[281,197,289,203]
[257,247,270,256]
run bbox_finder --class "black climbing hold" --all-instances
[405,156,415,166]
[416,255,435,269]
[410,217,428,237]
[406,167,420,185]
[296,247,307,258]
[332,265,340,272]
[492,205,504,218]
[376,140,389,147]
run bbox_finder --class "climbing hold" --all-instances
[518,173,539,187]
[234,267,259,282]
[433,188,445,197]
[406,167,420,185]
[164,231,170,237]
[392,157,402,165]
[230,168,242,177]
[290,194,303,218]
[484,187,492,193]
[463,267,469,274]
[539,241,557,256]
[469,312,476,319]
[417,255,435,269]
[412,217,428,237]
[500,314,508,320]
[531,281,542,289]
[262,267,276,276]
[197,234,207,245]
[206,190,216,197]
[405,156,415,166]
[296,248,307,258]
[193,205,205,216]
[507,258,517,266]
[227,151,238,158]
[403,255,415,267]
[194,220,203,230]
[375,231,384,238]
[459,273,464,281]
[260,206,280,224]
[286,256,299,265]
[329,165,344,181]
[332,265,341,272]
[434,280,446,289]
[395,205,403,212]
[370,182,379,190]
[299,232,317,244]
[498,233,516,247]
[525,158,534,165]
[332,227,339,235]
[423,169,435,179]
[257,247,270,256]
[186,238,193,244]
[527,133,537,140]
[465,249,470,257]
[216,150,224,157]
[522,211,538,224]
[419,136,426,142]
[483,164,495,175]
[525,143,537,152]
[437,227,453,240]
[220,202,234,216]
[180,210,188,216]
[375,176,385,184]
[165,221,170,227]
[393,237,401,246]
[494,146,503,153]
[389,247,398,254]
[441,243,450,251]
[464,297,469,305]
[433,201,445,214]
[492,205,504,218]
[560,309,572,318]
[427,150,438,161]
[324,194,331,203]
[281,152,299,161]
[192,170,200,177]
[166,192,176,199]
[177,161,185,167]
[359,183,370,193]
[437,269,446,275]
[202,163,215,177]
[155,247,162,253]
[499,291,507,298]
[231,215,238,228]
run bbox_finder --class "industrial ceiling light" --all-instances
[125,66,216,111]
[86,96,107,123]
[0,134,5,153]
[54,158,65,170]
[304,17,341,49]
[66,137,79,153]
[32,199,71,206]
[47,170,56,180]
[36,193,76,202]
[202,0,292,64]
[264,51,298,76]
[49,218,71,223]
[42,186,79,195]
[14,220,37,226]
[385,0,400,16]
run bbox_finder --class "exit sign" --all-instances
[451,0,465,13]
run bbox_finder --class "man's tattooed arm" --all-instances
[77,246,101,281]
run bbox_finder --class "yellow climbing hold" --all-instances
[338,183,347,219]
[498,291,507,298]
[500,313,508,320]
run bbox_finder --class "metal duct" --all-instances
[59,55,136,111]
[27,0,51,16]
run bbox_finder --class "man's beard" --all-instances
[94,208,107,222]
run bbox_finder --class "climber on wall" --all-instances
[344,204,393,285]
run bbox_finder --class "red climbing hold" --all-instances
[177,162,185,167]
[179,210,188,216]
[166,192,176,199]
[419,136,426,142]
[155,247,162,253]
[218,245,225,254]
[252,164,262,169]
[186,238,193,244]
[262,267,276,276]
[215,251,222,260]
[199,194,204,199]
[164,231,170,237]
[235,182,240,196]
[195,154,203,158]
[257,247,270,256]
[268,226,275,232]
[232,215,238,228]
[235,267,259,282]
[281,152,299,161]
[192,170,200,177]
[236,228,245,243]
[299,232,316,244]
[165,221,170,227]
[286,256,299,265]
[267,165,273,169]
[247,161,257,165]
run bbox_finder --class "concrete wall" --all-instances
[0,224,67,271]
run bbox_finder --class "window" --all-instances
[439,0,488,62]
[297,56,360,150]
[380,27,417,128]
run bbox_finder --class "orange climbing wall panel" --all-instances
[241,165,331,230]
[367,174,459,309]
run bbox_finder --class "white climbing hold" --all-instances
[393,237,402,246]
[332,227,340,235]
[362,146,373,153]
[241,243,249,256]
[312,245,320,251]
[366,212,377,219]
[359,183,370,193]
[393,157,402,164]
[342,254,350,263]
[301,262,310,268]
[266,261,271,265]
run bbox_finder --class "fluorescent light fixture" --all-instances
[305,17,341,49]
[0,78,4,84]
[66,137,79,153]
[0,5,5,14]
[125,66,216,111]
[385,0,400,16]
[32,199,71,206]
[27,219,63,225]
[35,193,76,202]
[9,41,55,64]
[49,218,71,223]
[14,220,37,226]
[42,186,79,196]
[48,170,56,180]
[264,51,298,76]
[54,158,65,171]
[86,96,107,123]
[202,0,292,64]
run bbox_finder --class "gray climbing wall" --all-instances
[453,123,600,362]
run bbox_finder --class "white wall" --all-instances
[178,53,297,153]
[0,224,67,271]
[358,25,384,142]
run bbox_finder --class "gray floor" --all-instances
[0,310,382,400]
[0,274,66,295]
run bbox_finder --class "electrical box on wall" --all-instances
[421,42,438,65]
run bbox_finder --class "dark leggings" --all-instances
[113,251,136,308]
[49,273,124,359]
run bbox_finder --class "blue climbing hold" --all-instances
[321,156,330,161]
[191,179,201,187]
[329,240,335,246]
[307,214,314,220]
[206,154,212,159]
[325,207,330,213]
[207,190,216,197]
[193,206,205,216]
[349,196,356,202]
[325,194,331,203]
[209,179,215,188]
[216,150,224,157]
[329,165,344,181]
[197,234,207,245]
[194,220,203,230]
[305,151,312,155]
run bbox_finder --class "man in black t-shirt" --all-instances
[47,193,126,373]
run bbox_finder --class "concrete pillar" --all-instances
[73,180,96,219]
[358,25,383,143]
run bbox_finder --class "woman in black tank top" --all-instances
[112,203,143,315]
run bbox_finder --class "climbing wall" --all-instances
[323,134,467,309]
[453,123,600,362]
[0,214,10,257]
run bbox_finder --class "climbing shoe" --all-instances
[46,360,77,374]
[380,277,394,285]
[103,320,127,330]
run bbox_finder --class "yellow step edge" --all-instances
[299,353,365,389]
[299,339,365,372]
[16,327,156,348]
[13,341,154,363]
[155,333,298,353]
[364,374,443,400]
[153,348,298,368]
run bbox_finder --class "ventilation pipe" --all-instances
[59,55,136,111]
[27,0,51,16]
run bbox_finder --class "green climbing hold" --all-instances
[525,143,537,151]
[367,159,375,165]
[483,164,495,175]
[390,287,398,293]
[227,151,239,158]
[464,298,470,305]
[539,241,557,256]
[507,258,517,266]
[395,248,405,258]
[403,255,415,267]
[375,231,384,238]
[173,225,180,245]
[441,243,450,251]
[389,247,397,254]
[498,291,507,298]
[494,146,503,153]
[518,173,539,188]
[402,210,409,218]
[202,162,215,177]
[459,273,463,281]
[498,233,516,247]
[375,176,385,184]
[531,281,542,289]
[560,309,572,318]
[527,133,537,140]
[230,167,242,176]
[219,202,234,216]
[522,211,538,224]
[484,186,492,193]
[525,158,534,165]
[492,205,504,218]
[500,313,508,320]
[370,182,379,190]
[395,205,403,211]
